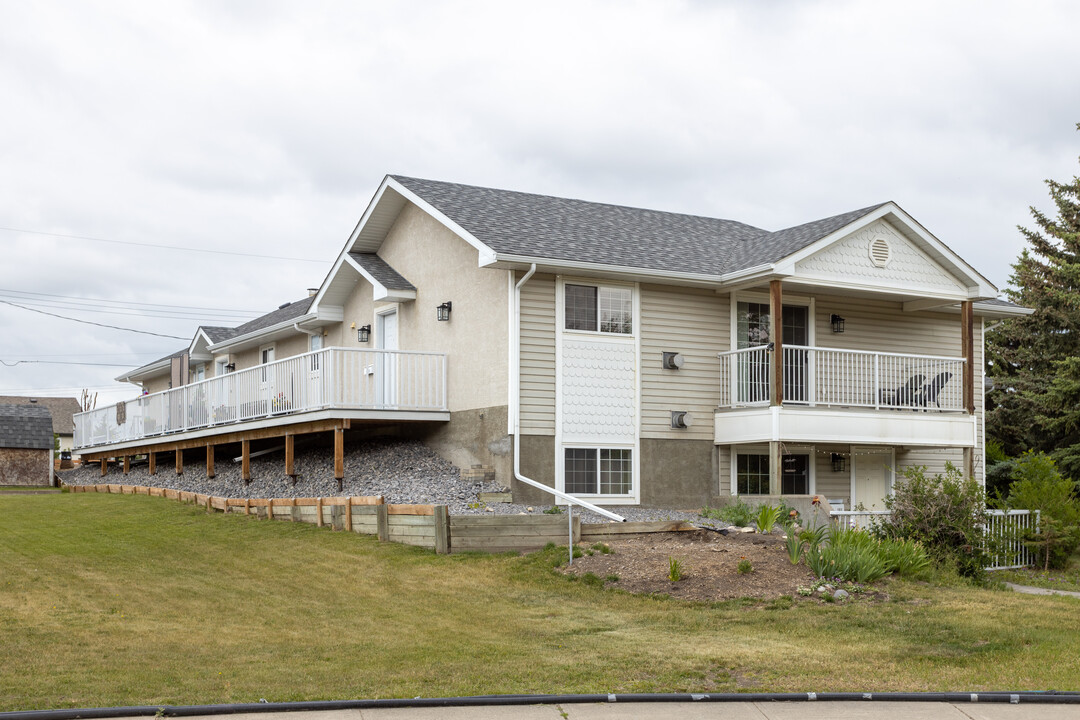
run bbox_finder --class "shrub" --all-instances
[1007,452,1080,569]
[668,557,684,582]
[875,463,990,580]
[755,504,783,534]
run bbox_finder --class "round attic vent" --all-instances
[868,236,891,268]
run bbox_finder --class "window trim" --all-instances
[561,279,635,337]
[561,445,636,498]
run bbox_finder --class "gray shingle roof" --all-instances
[229,297,314,337]
[349,253,416,290]
[201,326,238,343]
[0,404,54,449]
[0,397,80,435]
[391,175,888,277]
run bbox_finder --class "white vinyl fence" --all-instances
[74,347,447,449]
[718,345,966,411]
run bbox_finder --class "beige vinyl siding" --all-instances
[815,445,851,503]
[718,445,730,495]
[519,273,556,435]
[640,284,728,440]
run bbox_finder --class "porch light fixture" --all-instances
[831,453,848,473]
[436,301,452,322]
[830,314,846,333]
[357,325,371,343]
[224,363,235,372]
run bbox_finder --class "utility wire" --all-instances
[0,300,188,339]
[0,226,327,263]
[0,360,133,367]
[0,298,258,322]
[0,288,265,315]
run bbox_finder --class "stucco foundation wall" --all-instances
[512,434,555,505]
[414,405,513,489]
[639,438,716,508]
[0,448,51,486]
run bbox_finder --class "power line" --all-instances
[0,226,327,263]
[0,300,188,339]
[0,297,259,322]
[0,360,133,368]
[0,288,265,315]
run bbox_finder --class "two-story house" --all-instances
[75,175,1029,511]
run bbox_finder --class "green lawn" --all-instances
[1,494,1078,710]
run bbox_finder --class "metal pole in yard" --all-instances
[568,504,573,566]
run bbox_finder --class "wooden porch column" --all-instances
[769,279,783,495]
[175,450,183,475]
[961,300,975,479]
[100,458,107,477]
[148,451,156,475]
[241,440,251,483]
[285,434,295,478]
[123,456,130,475]
[206,444,215,478]
[769,279,783,407]
[334,427,344,481]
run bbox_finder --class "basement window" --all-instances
[564,447,633,495]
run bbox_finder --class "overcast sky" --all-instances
[1,0,1078,407]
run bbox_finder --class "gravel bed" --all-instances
[61,438,725,526]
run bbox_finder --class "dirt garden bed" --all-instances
[562,528,819,601]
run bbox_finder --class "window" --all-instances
[310,333,323,371]
[736,452,810,495]
[564,284,632,334]
[260,345,275,383]
[564,448,633,495]
[215,359,228,377]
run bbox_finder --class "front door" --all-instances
[736,302,809,403]
[376,310,398,406]
[853,451,893,510]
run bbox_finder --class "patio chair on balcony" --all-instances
[879,373,924,408]
[914,371,952,410]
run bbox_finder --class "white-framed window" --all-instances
[734,448,813,495]
[310,333,323,370]
[215,358,229,377]
[260,344,275,383]
[564,283,633,334]
[564,447,633,495]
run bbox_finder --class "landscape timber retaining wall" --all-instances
[67,484,696,555]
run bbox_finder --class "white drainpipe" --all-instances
[512,264,625,523]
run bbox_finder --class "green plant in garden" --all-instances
[668,557,684,582]
[755,504,782,534]
[799,525,828,552]
[737,558,753,574]
[875,464,991,580]
[702,500,755,527]
[543,506,564,515]
[1006,452,1080,569]
[785,532,804,565]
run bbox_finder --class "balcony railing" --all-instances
[717,345,965,411]
[74,347,448,449]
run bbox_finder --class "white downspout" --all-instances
[513,264,625,523]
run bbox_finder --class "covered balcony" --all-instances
[715,344,976,447]
[74,347,449,456]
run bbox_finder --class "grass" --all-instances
[994,554,1080,592]
[3,495,1080,710]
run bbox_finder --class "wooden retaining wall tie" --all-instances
[245,498,251,516]
[345,497,352,532]
[316,497,323,527]
[434,505,450,555]
[376,504,389,542]
[267,497,273,520]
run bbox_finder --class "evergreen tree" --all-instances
[987,124,1080,465]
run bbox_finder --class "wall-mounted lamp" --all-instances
[224,363,235,372]
[662,351,685,370]
[831,453,848,473]
[670,411,693,429]
[436,301,452,322]
[357,325,371,343]
[831,314,846,333]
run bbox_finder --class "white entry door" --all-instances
[853,451,893,510]
[377,310,398,407]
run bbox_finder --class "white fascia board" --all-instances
[780,203,998,299]
[115,359,171,384]
[492,253,726,286]
[208,314,317,353]
[383,177,498,263]
[343,253,416,303]
[307,249,351,316]
[974,301,1033,317]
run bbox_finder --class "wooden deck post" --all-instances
[285,434,295,478]
[100,458,107,477]
[961,300,974,414]
[769,279,783,495]
[123,456,130,475]
[241,439,251,483]
[148,451,155,475]
[334,427,344,481]
[206,444,215,478]
[175,449,183,475]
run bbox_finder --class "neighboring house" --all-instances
[74,175,1030,510]
[0,396,81,458]
[0,404,54,486]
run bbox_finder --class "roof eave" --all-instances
[208,313,317,354]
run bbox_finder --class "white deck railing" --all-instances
[830,510,892,531]
[74,347,447,449]
[718,345,966,411]
[985,509,1041,571]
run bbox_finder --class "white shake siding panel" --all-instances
[561,339,637,445]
